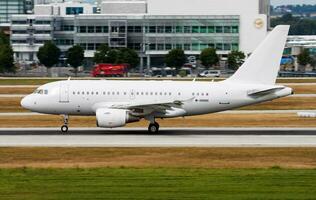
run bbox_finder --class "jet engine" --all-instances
[96,108,140,128]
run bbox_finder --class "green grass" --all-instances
[0,168,316,200]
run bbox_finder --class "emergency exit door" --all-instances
[59,83,69,103]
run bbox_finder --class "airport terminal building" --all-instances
[10,0,270,68]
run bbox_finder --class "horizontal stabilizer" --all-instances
[247,86,285,97]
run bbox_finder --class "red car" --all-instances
[91,64,129,77]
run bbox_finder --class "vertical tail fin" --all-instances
[226,25,290,85]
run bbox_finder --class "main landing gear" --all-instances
[61,114,69,133]
[146,116,160,134]
[148,122,159,134]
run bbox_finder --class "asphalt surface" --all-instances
[0,128,315,147]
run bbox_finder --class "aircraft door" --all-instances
[59,82,69,103]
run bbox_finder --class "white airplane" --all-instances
[21,25,293,133]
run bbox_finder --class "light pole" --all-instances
[140,42,150,76]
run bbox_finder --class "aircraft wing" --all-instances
[93,98,193,115]
[247,86,285,97]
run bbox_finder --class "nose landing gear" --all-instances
[61,115,69,133]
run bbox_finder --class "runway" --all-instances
[0,128,316,147]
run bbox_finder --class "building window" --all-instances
[12,40,27,44]
[165,44,172,50]
[149,43,156,50]
[96,26,102,33]
[103,26,109,33]
[200,43,208,50]
[12,30,27,34]
[208,43,215,48]
[149,26,156,33]
[224,43,231,50]
[61,25,74,31]
[192,43,199,51]
[208,26,215,33]
[12,20,27,24]
[216,26,223,33]
[200,26,207,33]
[128,26,134,33]
[224,26,231,33]
[35,30,51,34]
[232,26,239,33]
[66,7,84,15]
[56,39,74,46]
[87,43,94,50]
[192,26,199,33]
[184,44,191,51]
[79,26,86,33]
[232,43,239,51]
[88,26,95,33]
[175,44,183,49]
[216,43,223,50]
[175,26,183,33]
[134,26,142,33]
[80,43,87,50]
[34,20,51,25]
[157,44,164,50]
[184,26,191,33]
[165,26,172,33]
[157,26,164,33]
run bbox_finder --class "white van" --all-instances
[199,70,221,78]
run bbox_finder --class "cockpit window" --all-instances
[33,89,48,95]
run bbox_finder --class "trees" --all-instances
[297,49,312,66]
[93,45,139,68]
[37,41,61,76]
[118,48,139,68]
[107,49,119,64]
[0,44,15,73]
[0,30,9,46]
[271,13,316,35]
[200,48,219,69]
[227,50,246,70]
[66,45,84,76]
[93,44,110,63]
[0,30,15,73]
[165,49,186,70]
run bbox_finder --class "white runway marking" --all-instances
[0,128,315,147]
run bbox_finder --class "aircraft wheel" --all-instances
[61,125,68,133]
[148,123,159,134]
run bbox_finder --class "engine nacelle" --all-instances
[96,108,140,128]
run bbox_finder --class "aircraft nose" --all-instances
[21,96,32,110]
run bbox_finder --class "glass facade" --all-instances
[11,14,240,66]
[74,15,239,52]
[0,0,25,24]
